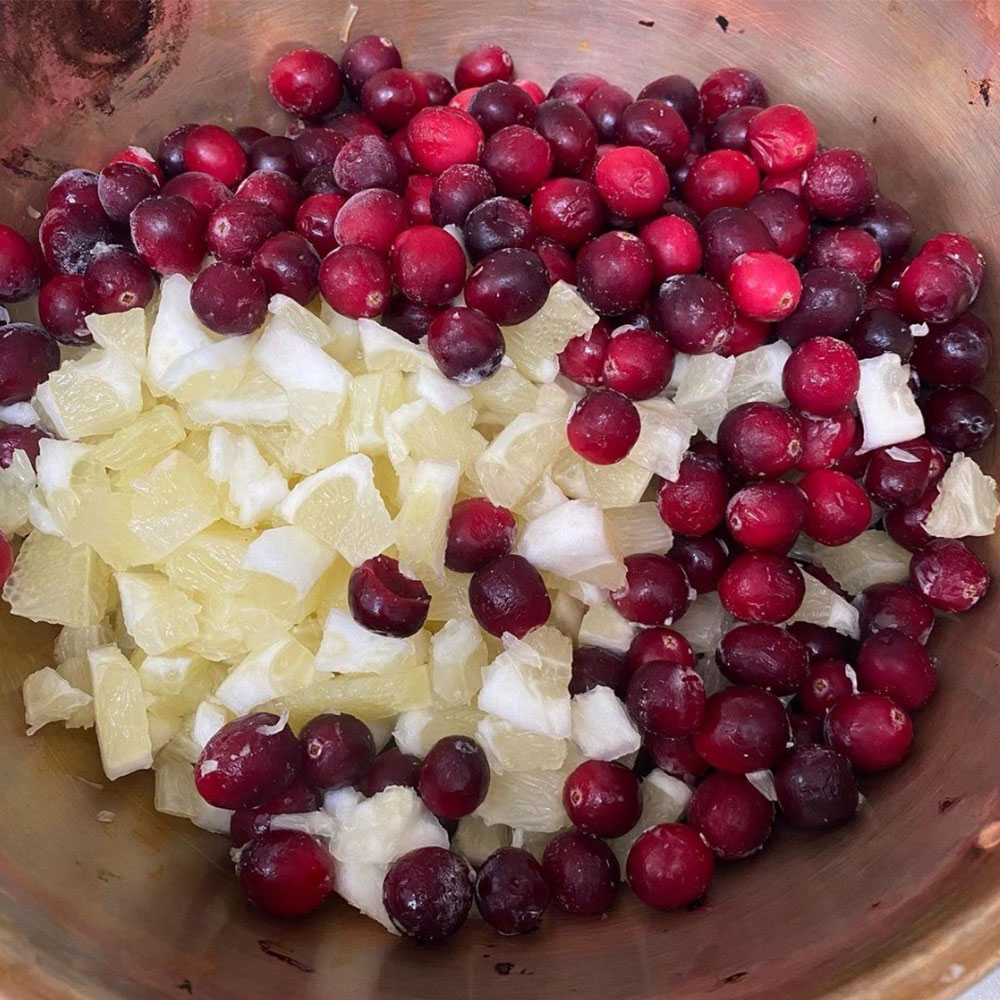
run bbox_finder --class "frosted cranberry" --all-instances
[576,232,654,316]
[695,686,788,772]
[687,772,774,860]
[156,123,197,177]
[469,554,550,637]
[39,205,113,277]
[483,125,552,199]
[582,83,633,142]
[83,247,156,315]
[921,386,996,452]
[269,48,342,118]
[855,629,936,711]
[558,321,609,387]
[203,200,279,267]
[651,273,736,353]
[108,143,161,179]
[229,777,319,847]
[669,535,728,595]
[744,103,818,173]
[912,314,992,386]
[549,72,606,106]
[46,169,102,215]
[706,105,760,153]
[327,111,384,141]
[349,554,429,637]
[567,389,640,466]
[536,236,577,285]
[162,171,233,219]
[699,67,767,122]
[181,125,245,189]
[719,314,770,357]
[627,823,714,910]
[391,225,466,307]
[251,232,320,304]
[474,847,550,936]
[463,196,535,261]
[419,735,490,819]
[195,712,300,809]
[910,538,990,612]
[627,629,695,676]
[896,252,977,325]
[530,178,605,250]
[245,135,299,179]
[445,497,516,572]
[657,452,728,536]
[644,734,709,783]
[362,69,428,131]
[797,409,857,471]
[294,192,345,256]
[594,146,669,221]
[805,227,882,284]
[380,294,438,344]
[465,247,548,325]
[0,425,47,470]
[627,659,705,737]
[384,847,473,941]
[639,215,702,281]
[747,189,811,258]
[856,197,914,261]
[775,745,858,829]
[455,43,514,89]
[331,188,407,257]
[857,582,934,644]
[469,81,536,136]
[683,150,760,216]
[292,127,348,174]
[319,244,390,318]
[359,749,422,797]
[922,231,985,289]
[602,327,674,400]
[340,34,401,97]
[717,623,809,694]
[97,161,159,223]
[570,646,629,697]
[238,829,334,917]
[847,307,912,361]
[775,266,866,346]
[563,760,642,838]
[862,439,938,508]
[542,829,619,915]
[431,163,495,226]
[335,135,400,195]
[38,275,90,344]
[699,207,775,283]
[803,148,877,220]
[427,306,505,384]
[234,170,300,227]
[719,551,804,624]
[189,263,266,336]
[799,658,855,717]
[0,324,60,404]
[783,337,860,416]
[787,621,854,664]
[303,166,345,198]
[825,693,913,772]
[727,250,802,322]
[534,99,598,176]
[798,469,871,547]
[726,481,805,553]
[299,713,376,791]
[718,402,801,479]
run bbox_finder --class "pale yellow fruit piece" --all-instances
[316,608,428,675]
[89,645,153,781]
[514,474,567,519]
[728,341,792,409]
[806,530,911,595]
[116,571,202,655]
[630,398,697,483]
[857,353,925,452]
[3,533,110,626]
[87,306,149,371]
[277,453,393,565]
[606,501,673,556]
[249,421,347,478]
[476,716,567,774]
[674,592,730,655]
[925,452,1000,538]
[549,449,590,499]
[787,572,860,639]
[583,458,653,508]
[358,317,435,373]
[393,704,484,756]
[474,410,564,508]
[429,618,487,706]
[136,650,211,697]
[146,701,185,756]
[409,367,472,413]
[510,828,565,861]
[145,274,214,393]
[35,348,143,439]
[162,523,254,597]
[452,817,513,867]
[183,367,289,427]
[577,602,636,654]
[242,525,336,604]
[22,666,93,734]
[570,686,640,761]
[425,569,473,622]
[471,364,539,428]
[385,400,486,475]
[128,451,220,561]
[343,371,407,456]
[395,460,459,581]
[158,335,255,404]
[549,590,585,641]
[291,616,325,655]
[54,623,114,665]
[501,280,598,383]
[143,659,224,722]
[269,293,336,348]
[174,428,211,465]
[610,770,692,871]
[153,753,231,834]
[34,438,100,531]
[673,352,736,441]
[189,699,233,750]
[188,593,289,662]
[94,405,185,471]
[371,455,401,515]
[55,653,93,694]
[475,761,573,833]
[206,426,288,529]
[215,636,318,715]
[0,449,35,536]
[318,300,362,366]
[68,490,153,572]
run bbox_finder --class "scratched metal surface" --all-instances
[0,2,999,999]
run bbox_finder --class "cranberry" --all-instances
[592,145,669,220]
[808,228,883,286]
[533,99,598,176]
[654,273,737,353]
[46,169,103,215]
[857,582,934,644]
[626,660,705,737]
[921,386,996,452]
[294,192,346,256]
[803,148,877,220]
[718,551,805,624]
[417,70,456,107]
[129,195,205,277]
[38,204,113,277]
[639,215,702,281]
[635,75,699,127]
[774,745,858,829]
[699,67,768,122]
[706,105,760,153]
[330,188,406,257]
[156,123,198,177]
[431,164,495,226]
[251,232,319,304]
[922,232,985,288]
[238,829,334,917]
[299,713,376,793]
[96,161,159,224]
[318,244,390,319]
[269,48,343,118]
[576,231,654,316]
[567,389,640,466]
[380,295,438,344]
[333,135,399,195]
[912,313,992,386]
[206,201,282,267]
[383,846,473,941]
[469,554,550,638]
[162,171,233,219]
[327,111,384,141]
[180,124,245,189]
[625,629,693,676]
[548,72,606,107]
[582,83,633,142]
[38,275,90,344]
[825,693,913,772]
[788,621,855,664]
[644,734,710,783]
[195,712,300,809]
[562,759,642,837]
[856,197,914,261]
[359,749,422,797]
[884,488,937,552]
[292,127,348,173]
[341,34,401,97]
[348,554,430,637]
[717,402,801,479]
[699,207,776,283]
[799,658,855,717]
[727,250,802,322]
[444,496,516,573]
[187,262,265,336]
[0,324,60,405]
[627,822,714,910]
[847,307,913,361]
[246,135,300,178]
[656,452,728,536]
[896,253,976,324]
[234,170,299,227]
[418,735,490,819]
[229,777,320,847]
[747,189,811,258]
[474,847,550,935]
[862,439,938,508]
[717,623,810,694]
[797,410,857,471]
[427,306,505,384]
[726,481,806,553]
[536,237,576,285]
[469,81,537,136]
[775,266,866,346]
[361,69,428,131]
[559,321,610,387]
[0,426,47,470]
[483,125,553,198]
[463,196,536,261]
[615,100,688,167]
[391,225,466,307]
[83,246,156,315]
[683,150,760,216]
[798,469,871,546]
[669,535,728,594]
[530,178,605,250]
[405,172,432,222]
[455,43,514,89]
[542,829,619,916]
[717,314,769,357]
[910,538,990,612]
[743,103,818,173]
[570,645,629,697]
[855,629,937,712]
[688,772,775,860]
[466,248,551,327]
[782,336,861,417]
[602,327,674,399]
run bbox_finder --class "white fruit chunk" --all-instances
[577,602,636,653]
[214,636,316,715]
[517,499,625,589]
[157,336,254,399]
[0,401,41,427]
[474,763,573,832]
[243,525,336,602]
[410,367,473,413]
[787,572,860,638]
[727,341,792,409]
[316,608,427,675]
[88,645,153,781]
[429,618,487,706]
[333,860,397,933]
[476,716,567,773]
[22,667,92,735]
[394,459,460,580]
[925,453,1000,538]
[154,754,232,835]
[610,769,693,871]
[392,705,483,756]
[474,410,565,508]
[807,530,911,595]
[207,426,289,528]
[145,275,214,391]
[856,353,925,452]
[629,398,697,482]
[359,317,435,372]
[605,502,673,556]
[746,770,778,801]
[55,623,115,665]
[673,592,730,655]
[673,352,737,441]
[0,449,36,536]
[570,686,641,761]
[190,700,232,750]
[452,816,513,867]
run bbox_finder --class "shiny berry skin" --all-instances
[190,262,267,336]
[717,623,810,695]
[465,247,548,326]
[195,712,301,810]
[534,99,598,175]
[156,123,198,176]
[687,772,775,860]
[652,273,735,354]
[787,621,855,664]
[803,148,877,220]
[582,83,633,143]
[695,686,789,773]
[747,188,811,259]
[856,582,934,644]
[427,306,505,384]
[182,125,246,188]
[251,232,320,304]
[380,294,439,343]
[469,81,537,136]
[776,266,866,347]
[163,170,234,219]
[418,735,490,819]
[299,713,376,791]
[644,734,710,783]
[638,74,700,128]
[331,188,407,256]
[455,44,514,90]
[602,327,674,399]
[619,99,690,166]
[627,660,705,737]
[922,232,985,288]
[463,196,536,261]
[797,410,857,471]
[383,847,474,941]
[563,759,642,837]
[683,150,760,216]
[627,628,696,674]
[657,452,729,536]
[361,69,428,131]
[205,200,282,266]
[897,253,976,324]
[534,236,576,283]
[567,389,640,465]
[431,164,495,226]
[292,127,348,173]
[746,103,818,173]
[612,553,691,627]
[921,386,996,452]
[391,225,466,308]
[558,321,610,387]
[238,830,334,917]
[349,555,430,637]
[699,67,767,122]
[235,169,300,226]
[229,778,320,847]
[576,231,654,316]
[246,135,300,177]
[406,107,485,176]
[911,313,992,386]
[774,745,858,829]
[718,402,801,479]
[798,659,855,717]
[269,48,343,118]
[594,145,669,220]
[469,554,550,638]
[805,226,882,284]
[798,469,871,547]
[38,275,91,344]
[341,35,401,96]
[626,822,714,910]
[483,125,553,198]
[295,192,346,256]
[419,70,457,107]
[46,169,102,215]
[474,847,550,935]
[783,337,861,417]
[569,645,629,697]
[727,250,801,322]
[318,244,391,319]
[0,324,61,405]
[719,551,805,624]
[97,161,160,222]
[862,439,938,509]
[639,215,702,281]
[0,425,47,470]
[669,535,728,594]
[530,177,605,250]
[542,829,620,916]
[445,497,516,573]
[130,195,206,277]
[855,629,937,711]
[39,204,113,276]
[333,135,400,195]
[726,481,807,553]
[825,693,913,772]
[548,72,606,107]
[847,307,913,361]
[910,538,990,613]
[700,206,775,284]
[358,749,422,797]
[856,197,914,261]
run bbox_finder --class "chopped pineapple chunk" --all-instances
[394,460,459,581]
[89,645,153,780]
[22,667,93,735]
[115,571,202,654]
[429,618,487,706]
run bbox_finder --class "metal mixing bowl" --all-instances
[1,1,999,997]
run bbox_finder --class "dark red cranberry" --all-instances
[46,169,103,215]
[911,313,992,386]
[469,554,550,638]
[644,733,709,783]
[798,469,871,546]
[726,481,806,553]
[669,535,728,594]
[97,161,160,223]
[251,232,320,305]
[699,206,775,283]
[855,629,936,711]
[656,452,729,536]
[0,425,47,470]
[327,110,384,141]
[862,439,939,508]
[464,247,548,325]
[717,623,809,694]
[602,327,674,399]
[562,759,642,837]
[294,192,346,256]
[796,409,857,471]
[269,48,343,117]
[391,225,467,307]
[558,320,610,387]
[455,44,514,89]
[383,846,473,941]
[626,660,705,737]
[418,735,490,819]
[569,645,629,697]
[474,847,550,935]
[246,135,300,178]
[195,712,300,809]
[542,829,619,916]
[798,658,855,717]
[803,148,877,220]
[576,231,654,316]
[651,273,735,353]
[534,99,598,176]
[856,582,934,644]
[549,73,607,107]
[379,295,436,344]
[638,75,700,127]
[318,244,391,318]
[855,197,914,261]
[616,99,690,168]
[162,171,233,219]
[238,829,334,917]
[626,631,694,680]
[483,125,553,199]
[718,401,801,479]
[83,247,156,315]
[430,164,495,226]
[627,822,714,910]
[330,188,407,257]
[530,178,605,250]
[341,34,401,96]
[832,420,871,479]
[847,307,913,361]
[699,67,768,122]
[639,215,702,281]
[39,204,113,276]
[566,389,640,466]
[292,127,348,173]
[774,745,858,829]
[333,135,399,195]
[718,551,804,624]
[783,336,860,416]
[416,70,456,107]
[747,188,812,258]
[427,306,505,384]
[825,693,913,772]
[687,772,774,860]
[910,538,990,612]
[445,497,516,573]
[775,266,866,346]
[38,275,90,344]
[182,124,246,188]
[129,195,205,277]
[884,489,937,552]
[230,777,320,847]
[469,81,536,136]
[361,68,428,131]
[805,226,882,284]
[921,386,996,452]
[582,83,633,143]
[787,621,855,664]
[189,262,267,336]
[298,712,376,791]
[234,169,300,227]
[463,196,536,261]
[156,123,198,176]
[536,237,577,284]
[403,173,431,224]
[348,555,430,637]
[0,324,60,405]
[683,149,760,216]
[897,253,975,324]
[358,749,422,797]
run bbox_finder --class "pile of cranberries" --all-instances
[0,32,996,943]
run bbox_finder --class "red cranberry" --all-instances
[549,72,607,107]
[727,247,803,322]
[790,708,829,746]
[46,169,103,215]
[857,582,934,644]
[182,125,246,188]
[474,847,550,935]
[380,294,438,343]
[862,439,939,508]
[391,132,418,184]
[269,48,343,118]
[195,712,300,809]
[431,164,495,226]
[747,188,812,258]
[418,70,457,107]
[566,389,640,466]
[252,232,320,304]
[912,313,992,386]
[383,847,473,941]
[469,554,550,638]
[563,759,642,838]
[39,204,113,276]
[611,552,691,626]
[717,623,809,694]
[348,555,430,637]
[699,67,768,122]
[0,426,47,470]
[358,749,422,797]
[783,336,861,417]
[536,239,576,285]
[298,713,376,791]
[644,734,709,783]
[717,402,801,479]
[638,75,700,128]
[594,145,669,220]
[855,629,937,711]
[897,253,976,324]
[687,772,774,860]
[418,735,490,819]
[570,645,629,697]
[719,314,770,357]
[683,150,760,216]
[576,231,654,316]
[129,195,205,277]
[627,660,705,737]
[0,324,61,405]
[469,81,537,136]
[627,629,695,675]
[847,307,913,361]
[427,306,505,384]
[582,83,634,143]
[774,745,858,829]
[534,99,598,175]
[238,829,334,917]
[832,421,871,479]
[463,196,536,260]
[295,192,346,256]
[825,693,913,772]
[805,226,882,285]
[788,621,855,664]
[189,262,267,336]
[83,246,156,315]
[205,200,282,266]
[617,99,690,167]
[107,144,162,182]
[391,225,466,307]
[651,273,735,354]
[234,170,300,226]
[803,148,877,220]
[445,497,516,573]
[910,538,990,612]
[230,777,320,847]
[318,244,391,318]
[362,69,428,131]
[639,215,702,281]
[921,386,996,452]
[341,35,401,96]
[558,320,610,387]
[798,469,871,546]
[332,188,408,256]
[856,197,914,261]
[97,161,160,223]
[699,206,776,283]
[465,247,548,325]
[884,488,938,551]
[162,171,233,219]
[627,822,714,910]
[746,103,818,173]
[327,110,384,141]
[797,409,857,471]
[246,135,300,178]
[292,127,348,173]
[156,123,198,177]
[656,452,728,536]
[455,44,514,89]
[669,535,728,594]
[333,135,399,195]
[530,178,605,250]
[705,105,759,153]
[718,551,805,624]
[799,658,855,717]
[602,327,674,399]
[483,125,553,198]
[38,275,90,344]
[726,481,806,553]
[775,266,866,346]
[542,829,619,916]
[921,232,985,289]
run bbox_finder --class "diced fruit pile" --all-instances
[0,33,996,942]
